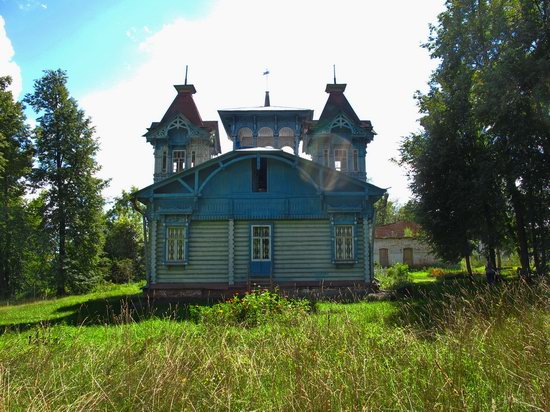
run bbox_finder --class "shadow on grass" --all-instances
[384,273,548,338]
[0,293,217,335]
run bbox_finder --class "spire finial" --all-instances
[333,64,336,84]
[263,69,270,107]
[184,65,189,85]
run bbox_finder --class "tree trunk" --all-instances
[496,248,502,269]
[465,254,473,276]
[56,152,66,296]
[506,178,530,277]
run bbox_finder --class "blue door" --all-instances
[250,225,272,277]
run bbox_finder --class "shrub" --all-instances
[192,289,314,327]
[376,263,410,290]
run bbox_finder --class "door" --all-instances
[379,248,389,267]
[403,248,413,266]
[250,225,272,277]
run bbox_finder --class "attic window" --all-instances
[252,158,268,192]
[353,149,359,172]
[173,150,186,173]
[324,149,329,167]
[191,151,196,168]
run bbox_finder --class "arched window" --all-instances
[278,127,294,149]
[238,127,253,148]
[257,127,274,148]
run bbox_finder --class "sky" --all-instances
[0,0,445,204]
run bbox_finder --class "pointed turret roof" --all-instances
[318,83,361,124]
[160,84,204,127]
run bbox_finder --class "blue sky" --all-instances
[1,0,212,97]
[1,0,445,203]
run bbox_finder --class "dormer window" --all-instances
[173,150,186,173]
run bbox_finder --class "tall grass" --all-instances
[0,279,548,411]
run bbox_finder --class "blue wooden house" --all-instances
[134,81,385,297]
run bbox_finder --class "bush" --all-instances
[376,263,410,290]
[192,289,314,327]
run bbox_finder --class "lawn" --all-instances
[0,275,548,411]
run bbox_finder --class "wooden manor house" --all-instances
[134,79,386,297]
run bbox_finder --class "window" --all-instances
[324,149,329,167]
[191,151,196,168]
[166,227,185,262]
[251,225,271,261]
[172,150,186,173]
[161,150,167,173]
[353,149,359,172]
[334,149,348,171]
[335,225,354,261]
[252,158,268,192]
[403,248,414,266]
[379,248,389,267]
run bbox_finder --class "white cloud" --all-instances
[0,15,23,98]
[81,0,444,203]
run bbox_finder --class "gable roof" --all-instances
[375,221,421,239]
[135,148,385,202]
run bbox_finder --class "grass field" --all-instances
[0,272,548,411]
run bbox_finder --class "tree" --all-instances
[0,76,33,298]
[400,0,549,275]
[24,70,107,295]
[104,187,145,283]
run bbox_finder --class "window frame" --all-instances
[250,224,272,262]
[334,224,354,262]
[330,217,358,264]
[353,149,359,172]
[334,148,348,172]
[165,224,188,265]
[172,150,186,173]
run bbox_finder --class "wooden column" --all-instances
[228,219,235,285]
[364,218,371,283]
[150,219,157,284]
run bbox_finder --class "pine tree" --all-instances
[0,76,33,298]
[24,69,107,295]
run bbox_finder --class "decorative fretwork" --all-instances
[317,115,366,136]
[251,225,271,261]
[150,114,203,140]
[335,225,354,260]
[167,227,185,261]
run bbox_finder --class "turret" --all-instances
[304,83,375,181]
[143,83,220,182]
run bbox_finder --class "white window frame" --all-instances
[251,225,271,262]
[166,226,185,262]
[172,150,186,173]
[334,149,348,172]
[334,224,354,261]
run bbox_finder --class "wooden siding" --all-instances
[235,220,366,283]
[155,220,229,284]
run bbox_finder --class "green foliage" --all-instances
[374,194,418,226]
[24,70,107,295]
[376,262,410,290]
[0,278,548,410]
[400,0,550,273]
[104,187,144,283]
[193,289,314,327]
[0,76,33,298]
